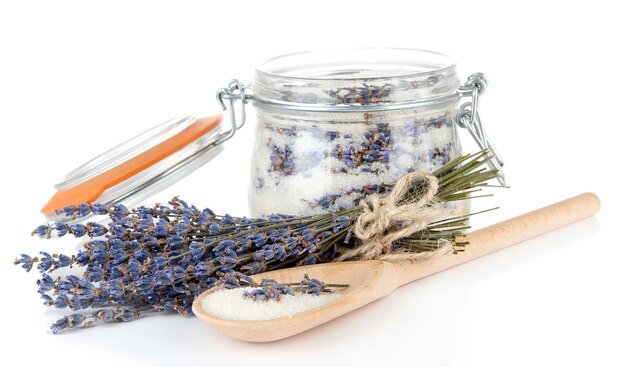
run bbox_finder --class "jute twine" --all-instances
[335,172,467,262]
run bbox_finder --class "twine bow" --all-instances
[335,172,467,261]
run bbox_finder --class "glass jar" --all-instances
[41,48,503,221]
[246,48,500,216]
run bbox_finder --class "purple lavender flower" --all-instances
[154,221,168,237]
[41,294,53,306]
[153,271,172,286]
[32,225,50,237]
[133,277,154,294]
[51,313,86,334]
[104,280,124,299]
[59,205,77,217]
[93,309,113,322]
[199,208,214,223]
[54,292,70,308]
[299,254,317,265]
[111,248,128,265]
[14,254,35,272]
[208,222,220,235]
[91,203,109,215]
[175,222,190,236]
[69,224,87,237]
[221,214,234,226]
[269,144,295,175]
[146,256,166,272]
[37,273,55,292]
[54,223,68,237]
[38,252,53,272]
[299,274,324,295]
[128,259,142,280]
[110,204,129,218]
[244,288,270,301]
[86,222,107,237]
[166,235,184,250]
[189,242,205,259]
[142,236,159,248]
[53,254,72,270]
[84,265,104,282]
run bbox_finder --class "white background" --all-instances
[1,1,624,366]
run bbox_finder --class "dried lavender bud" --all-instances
[59,205,77,218]
[54,223,68,237]
[50,306,143,334]
[86,222,107,237]
[14,254,36,272]
[109,204,129,218]
[32,225,50,237]
[37,252,53,272]
[51,313,86,334]
[69,224,87,237]
[37,273,55,293]
[41,294,53,306]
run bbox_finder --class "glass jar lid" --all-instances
[42,114,224,220]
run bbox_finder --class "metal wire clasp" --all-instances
[455,73,506,186]
[214,79,251,145]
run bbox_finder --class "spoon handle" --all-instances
[392,192,601,288]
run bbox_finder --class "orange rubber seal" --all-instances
[41,114,223,216]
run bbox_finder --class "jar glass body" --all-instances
[250,49,463,216]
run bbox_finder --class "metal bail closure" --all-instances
[215,79,251,144]
[455,73,506,186]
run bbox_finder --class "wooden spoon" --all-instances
[193,193,600,342]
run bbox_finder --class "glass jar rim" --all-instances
[255,48,457,82]
[253,48,461,109]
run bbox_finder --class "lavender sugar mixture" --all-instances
[202,287,341,321]
[201,275,346,321]
[251,108,459,216]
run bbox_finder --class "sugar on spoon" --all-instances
[193,193,600,342]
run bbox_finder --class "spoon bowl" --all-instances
[193,193,600,342]
[193,260,394,342]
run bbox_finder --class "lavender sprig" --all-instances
[242,274,349,302]
[50,306,142,334]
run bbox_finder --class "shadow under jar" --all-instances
[249,48,490,216]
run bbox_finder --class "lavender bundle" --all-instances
[15,150,499,334]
